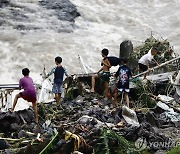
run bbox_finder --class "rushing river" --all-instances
[0,0,180,84]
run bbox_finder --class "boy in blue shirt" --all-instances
[46,56,68,105]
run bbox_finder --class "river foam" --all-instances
[0,0,179,83]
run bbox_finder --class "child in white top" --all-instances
[138,47,159,79]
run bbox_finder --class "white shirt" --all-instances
[138,50,154,65]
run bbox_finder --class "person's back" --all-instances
[19,76,36,98]
[54,66,65,84]
[11,68,38,123]
[113,58,131,108]
[116,64,131,90]
[46,56,68,106]
[138,47,159,79]
[138,51,153,65]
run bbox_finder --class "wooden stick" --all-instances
[0,137,24,141]
[133,56,180,78]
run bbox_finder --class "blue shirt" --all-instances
[46,66,68,84]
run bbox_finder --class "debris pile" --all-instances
[129,36,179,73]
[0,85,179,153]
[0,36,179,153]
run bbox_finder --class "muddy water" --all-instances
[0,0,179,84]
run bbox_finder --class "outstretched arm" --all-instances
[46,67,56,78]
[152,58,159,66]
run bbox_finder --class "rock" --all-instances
[145,111,159,127]
[122,106,140,127]
[119,40,133,58]
[10,123,19,132]
[17,109,34,124]
[0,0,10,7]
[77,115,94,125]
[39,0,80,22]
[18,130,27,138]
[0,139,10,150]
[124,125,139,141]
[53,139,66,152]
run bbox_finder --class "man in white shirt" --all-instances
[138,47,159,79]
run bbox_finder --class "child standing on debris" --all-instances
[46,56,69,106]
[138,47,159,79]
[91,48,111,98]
[11,68,38,123]
[113,58,132,108]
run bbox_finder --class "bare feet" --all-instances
[90,89,95,93]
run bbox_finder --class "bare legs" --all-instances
[104,82,110,98]
[124,92,129,108]
[91,74,110,98]
[11,93,38,123]
[32,103,38,123]
[55,93,61,105]
[113,90,130,108]
[11,93,21,112]
[113,89,118,107]
[91,74,98,93]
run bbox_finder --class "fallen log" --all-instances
[133,56,180,78]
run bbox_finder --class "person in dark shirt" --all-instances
[46,56,68,106]
[113,58,132,108]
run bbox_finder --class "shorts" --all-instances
[52,83,63,94]
[98,71,111,82]
[138,63,148,72]
[19,92,36,103]
[117,88,130,93]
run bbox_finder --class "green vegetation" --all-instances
[167,145,180,154]
[130,36,173,64]
[95,128,137,154]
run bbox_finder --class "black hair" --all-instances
[121,57,128,64]
[55,56,62,64]
[22,68,30,76]
[152,47,158,52]
[101,48,109,56]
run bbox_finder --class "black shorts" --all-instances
[138,63,148,72]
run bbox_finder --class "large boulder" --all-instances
[39,0,80,22]
[119,40,133,58]
[0,0,10,7]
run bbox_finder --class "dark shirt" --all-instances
[46,66,68,84]
[115,65,132,89]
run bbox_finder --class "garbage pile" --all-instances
[0,86,179,153]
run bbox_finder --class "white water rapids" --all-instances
[0,0,180,84]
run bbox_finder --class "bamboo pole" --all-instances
[133,56,180,78]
